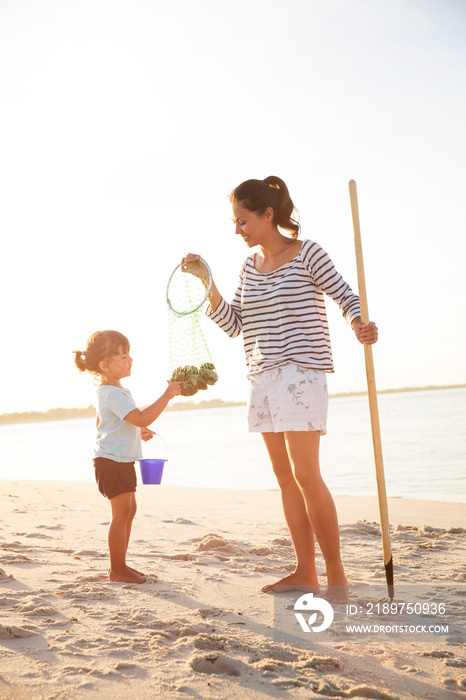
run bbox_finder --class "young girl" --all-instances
[183,176,378,603]
[74,330,182,584]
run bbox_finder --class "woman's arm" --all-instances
[181,254,221,312]
[304,241,360,325]
[181,253,243,337]
[303,242,378,343]
[206,279,222,313]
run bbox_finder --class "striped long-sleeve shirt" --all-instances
[207,239,361,375]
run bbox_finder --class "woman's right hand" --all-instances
[181,253,221,313]
[181,253,208,280]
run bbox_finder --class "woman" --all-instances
[182,175,378,601]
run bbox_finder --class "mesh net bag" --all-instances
[166,261,218,397]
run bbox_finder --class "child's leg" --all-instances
[124,493,146,578]
[108,492,145,583]
[123,492,137,553]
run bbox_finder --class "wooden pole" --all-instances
[348,179,394,599]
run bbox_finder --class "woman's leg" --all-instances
[108,492,145,583]
[261,432,319,592]
[284,431,348,601]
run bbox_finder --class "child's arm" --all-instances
[124,382,182,428]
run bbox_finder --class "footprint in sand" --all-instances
[74,550,106,558]
[301,655,340,671]
[160,517,196,525]
[342,521,381,537]
[445,658,466,668]
[160,553,196,561]
[0,624,35,639]
[193,634,227,651]
[196,607,224,619]
[0,553,35,564]
[37,524,64,530]
[195,534,235,552]
[337,684,399,700]
[25,532,52,539]
[190,653,245,677]
[420,650,454,659]
[78,574,109,582]
[22,605,58,617]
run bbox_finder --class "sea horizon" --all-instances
[1,387,464,503]
[1,383,465,425]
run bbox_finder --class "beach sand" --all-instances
[0,480,465,699]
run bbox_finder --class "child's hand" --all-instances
[166,381,183,399]
[141,428,155,442]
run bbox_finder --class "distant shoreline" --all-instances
[1,384,464,425]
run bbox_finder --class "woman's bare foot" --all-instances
[323,584,349,604]
[261,571,319,594]
[108,566,146,583]
[108,565,146,579]
[323,564,349,603]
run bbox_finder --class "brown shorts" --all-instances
[93,457,137,500]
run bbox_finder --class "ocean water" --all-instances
[0,388,464,503]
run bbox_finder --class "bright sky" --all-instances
[1,0,465,414]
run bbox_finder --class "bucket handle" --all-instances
[142,432,168,461]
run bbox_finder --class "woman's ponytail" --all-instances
[263,176,300,238]
[230,176,300,239]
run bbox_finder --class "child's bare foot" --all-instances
[108,566,146,583]
[261,571,319,594]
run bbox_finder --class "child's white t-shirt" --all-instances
[94,385,142,462]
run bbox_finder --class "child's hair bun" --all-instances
[73,350,87,372]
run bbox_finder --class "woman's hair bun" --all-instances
[230,176,300,238]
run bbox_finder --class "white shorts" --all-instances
[247,363,328,434]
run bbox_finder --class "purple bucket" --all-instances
[139,458,166,485]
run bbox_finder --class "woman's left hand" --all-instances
[353,320,378,345]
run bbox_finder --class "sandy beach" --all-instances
[0,479,465,699]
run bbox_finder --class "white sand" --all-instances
[0,480,465,699]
